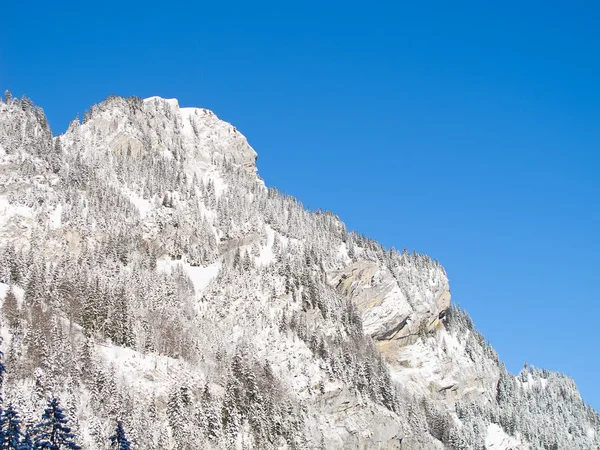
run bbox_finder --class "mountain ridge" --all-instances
[0,91,597,449]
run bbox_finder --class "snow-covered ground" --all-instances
[486,423,526,449]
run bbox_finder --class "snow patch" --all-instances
[485,423,522,449]
[123,188,152,218]
[50,204,62,229]
[157,258,221,297]
[0,195,34,229]
[96,342,198,397]
[336,242,351,264]
[257,226,276,265]
[184,262,221,297]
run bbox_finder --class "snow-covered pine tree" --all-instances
[31,398,81,450]
[0,342,6,396]
[108,420,131,450]
[19,430,33,450]
[2,289,19,330]
[50,137,62,174]
[1,404,24,449]
[166,387,184,446]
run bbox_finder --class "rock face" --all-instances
[63,95,258,170]
[328,259,496,411]
[0,94,598,450]
[330,260,450,343]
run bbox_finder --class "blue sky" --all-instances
[2,1,599,409]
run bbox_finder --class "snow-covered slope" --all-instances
[0,93,597,449]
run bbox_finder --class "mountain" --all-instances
[0,91,597,449]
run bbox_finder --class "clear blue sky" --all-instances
[2,1,599,409]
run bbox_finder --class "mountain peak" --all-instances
[143,95,180,107]
[66,94,258,172]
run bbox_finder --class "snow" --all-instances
[50,204,62,229]
[485,423,523,449]
[0,195,33,230]
[96,342,200,397]
[336,242,351,264]
[207,171,227,197]
[143,96,179,109]
[257,225,276,265]
[519,372,549,392]
[179,107,198,140]
[123,188,151,218]
[141,96,258,172]
[184,261,221,296]
[195,197,216,221]
[157,258,221,297]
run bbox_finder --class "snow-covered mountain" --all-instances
[0,92,597,449]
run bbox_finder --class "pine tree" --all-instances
[0,407,5,448]
[232,248,241,271]
[32,398,81,449]
[48,137,62,174]
[5,246,21,285]
[20,430,33,450]
[242,251,252,272]
[108,420,131,450]
[0,343,6,448]
[1,404,24,449]
[0,342,6,394]
[167,387,184,445]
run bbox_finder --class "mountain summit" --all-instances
[0,93,597,449]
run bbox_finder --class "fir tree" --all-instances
[108,420,131,450]
[48,137,62,174]
[19,430,33,450]
[166,388,184,445]
[0,344,6,393]
[1,404,24,449]
[32,398,81,450]
[0,341,6,445]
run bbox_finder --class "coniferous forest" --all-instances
[0,348,130,449]
[0,92,597,449]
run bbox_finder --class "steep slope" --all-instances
[0,93,597,449]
